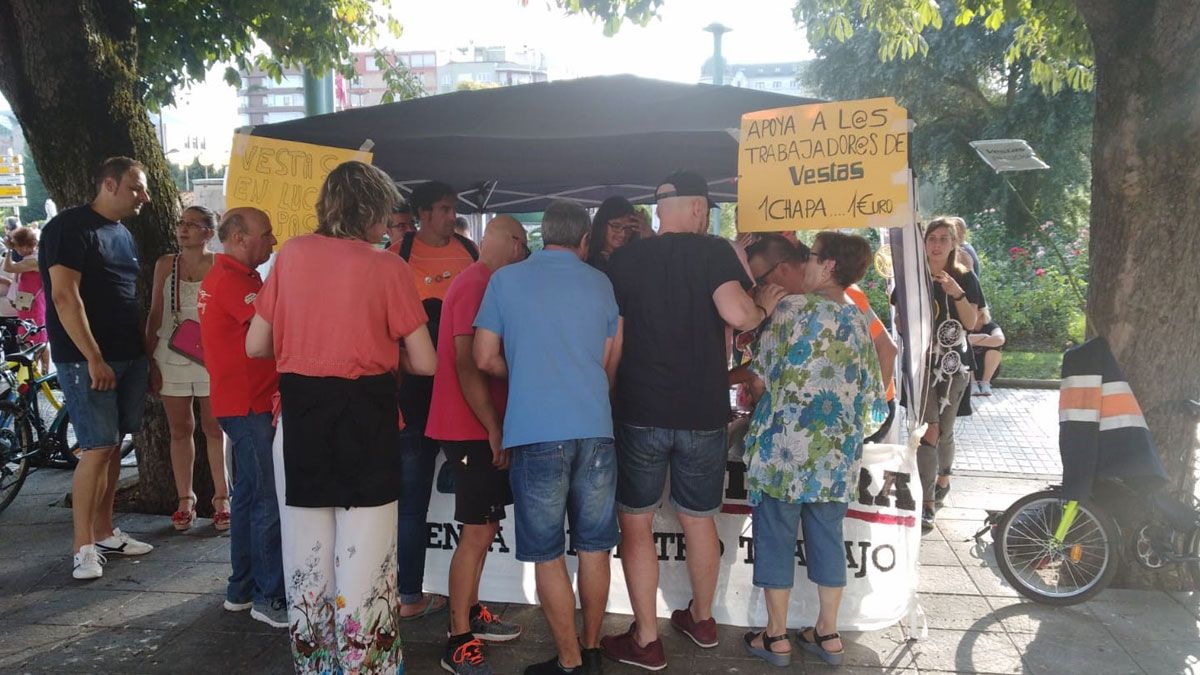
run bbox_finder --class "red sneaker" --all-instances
[599,622,666,671]
[670,600,718,648]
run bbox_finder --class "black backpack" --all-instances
[395,231,479,426]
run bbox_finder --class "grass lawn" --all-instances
[1000,351,1062,380]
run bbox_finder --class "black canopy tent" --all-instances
[247,74,818,213]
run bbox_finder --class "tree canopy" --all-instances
[136,0,400,108]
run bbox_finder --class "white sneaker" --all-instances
[72,545,106,580]
[224,599,254,612]
[95,528,154,556]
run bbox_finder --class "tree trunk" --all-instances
[0,1,211,515]
[1075,0,1200,586]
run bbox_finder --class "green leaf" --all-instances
[984,8,1005,31]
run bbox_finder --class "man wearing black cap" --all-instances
[600,171,786,669]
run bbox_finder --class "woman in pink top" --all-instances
[3,227,49,371]
[247,161,436,675]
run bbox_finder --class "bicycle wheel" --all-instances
[0,402,35,514]
[994,490,1121,605]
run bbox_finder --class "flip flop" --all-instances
[401,593,448,622]
[742,630,792,668]
[797,626,844,666]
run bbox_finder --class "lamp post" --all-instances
[704,23,732,86]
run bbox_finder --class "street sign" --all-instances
[969,139,1050,172]
[0,175,25,186]
[0,198,27,208]
[0,185,25,198]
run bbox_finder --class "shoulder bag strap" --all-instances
[171,253,180,327]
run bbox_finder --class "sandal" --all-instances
[742,630,792,668]
[211,496,231,532]
[797,626,844,666]
[172,495,197,531]
[400,594,447,621]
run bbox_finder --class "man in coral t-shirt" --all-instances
[426,215,529,673]
[387,180,480,620]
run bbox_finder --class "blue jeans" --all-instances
[614,423,727,517]
[396,425,441,604]
[56,356,148,450]
[509,437,619,563]
[752,497,849,588]
[220,413,285,606]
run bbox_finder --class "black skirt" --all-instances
[279,372,401,508]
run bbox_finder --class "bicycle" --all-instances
[988,399,1200,606]
[0,322,133,513]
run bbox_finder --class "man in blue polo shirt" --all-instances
[473,199,620,675]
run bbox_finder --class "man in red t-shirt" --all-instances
[426,215,529,673]
[197,207,287,628]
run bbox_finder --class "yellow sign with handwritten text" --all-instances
[225,134,373,246]
[737,97,911,231]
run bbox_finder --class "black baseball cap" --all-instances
[656,171,710,202]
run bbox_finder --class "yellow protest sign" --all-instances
[737,97,911,232]
[225,134,374,246]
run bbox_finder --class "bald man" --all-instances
[426,215,529,673]
[198,207,287,627]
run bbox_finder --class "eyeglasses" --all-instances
[754,260,782,286]
[512,236,531,260]
[176,220,211,231]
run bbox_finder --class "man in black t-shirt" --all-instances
[600,171,785,668]
[41,157,155,580]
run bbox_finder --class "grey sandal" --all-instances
[742,630,792,668]
[797,626,844,665]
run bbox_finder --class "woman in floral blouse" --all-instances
[742,232,887,668]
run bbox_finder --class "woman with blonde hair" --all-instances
[247,161,436,674]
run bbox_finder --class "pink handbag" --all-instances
[167,255,205,366]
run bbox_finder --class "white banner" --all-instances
[421,439,924,632]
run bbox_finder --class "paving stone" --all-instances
[908,628,1023,673]
[1172,591,1200,620]
[1120,639,1200,675]
[919,564,979,596]
[962,566,1020,599]
[1007,628,1141,674]
[917,593,996,631]
[919,539,962,567]
[1084,592,1200,643]
[984,596,1105,635]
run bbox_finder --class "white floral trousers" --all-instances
[273,419,405,675]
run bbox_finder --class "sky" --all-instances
[1,0,812,166]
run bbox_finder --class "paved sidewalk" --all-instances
[3,465,1197,674]
[0,390,1188,673]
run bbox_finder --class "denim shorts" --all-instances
[56,356,149,451]
[508,437,618,563]
[615,424,727,517]
[752,497,849,588]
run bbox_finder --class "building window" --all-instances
[477,72,492,82]
[754,82,765,90]
[773,80,782,89]
[366,58,380,72]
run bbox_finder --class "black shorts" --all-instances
[441,440,513,525]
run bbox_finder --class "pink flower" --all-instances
[1035,268,1046,277]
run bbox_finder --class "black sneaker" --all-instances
[441,637,493,674]
[524,655,577,674]
[921,505,936,533]
[933,482,951,507]
[581,647,604,674]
